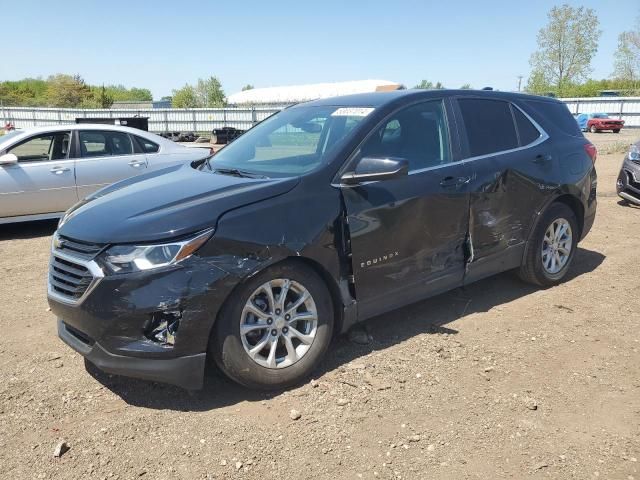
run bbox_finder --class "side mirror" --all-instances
[0,153,18,166]
[341,157,409,185]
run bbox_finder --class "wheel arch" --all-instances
[210,256,346,347]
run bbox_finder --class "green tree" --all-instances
[45,74,92,107]
[529,4,601,96]
[241,84,254,91]
[460,83,472,89]
[97,85,114,108]
[172,84,199,108]
[195,77,225,107]
[613,29,640,85]
[414,80,434,89]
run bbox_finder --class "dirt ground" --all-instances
[0,131,638,480]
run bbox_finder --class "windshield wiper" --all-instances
[213,167,267,179]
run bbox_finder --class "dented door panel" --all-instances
[341,164,470,319]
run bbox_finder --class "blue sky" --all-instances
[2,0,638,99]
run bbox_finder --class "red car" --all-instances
[577,113,624,133]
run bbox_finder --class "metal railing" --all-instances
[0,106,281,133]
[2,97,640,132]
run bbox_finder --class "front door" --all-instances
[75,130,148,199]
[0,130,77,217]
[341,99,470,319]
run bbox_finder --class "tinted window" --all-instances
[135,136,159,153]
[458,98,518,157]
[360,100,450,171]
[524,100,582,137]
[8,132,71,162]
[512,106,541,146]
[79,131,133,157]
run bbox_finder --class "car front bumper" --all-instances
[48,254,236,390]
[617,158,640,205]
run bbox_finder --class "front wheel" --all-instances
[613,129,620,133]
[211,262,334,390]
[590,125,598,133]
[519,202,579,287]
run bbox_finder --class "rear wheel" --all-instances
[211,262,334,390]
[590,125,598,133]
[613,129,620,133]
[519,203,578,287]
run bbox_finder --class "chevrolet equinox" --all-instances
[48,90,597,390]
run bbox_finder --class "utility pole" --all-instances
[517,75,523,92]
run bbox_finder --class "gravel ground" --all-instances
[0,132,638,480]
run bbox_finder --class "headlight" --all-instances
[99,229,213,274]
[629,144,640,162]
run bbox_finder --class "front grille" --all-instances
[48,235,104,303]
[50,255,94,300]
[632,159,640,167]
[56,235,104,260]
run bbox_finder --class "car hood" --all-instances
[58,164,299,244]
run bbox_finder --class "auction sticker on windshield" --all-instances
[331,107,375,117]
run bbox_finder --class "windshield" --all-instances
[0,130,22,145]
[209,105,373,177]
[592,113,609,119]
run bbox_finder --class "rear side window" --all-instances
[512,106,541,146]
[79,131,133,157]
[458,98,518,157]
[523,100,582,137]
[134,136,160,153]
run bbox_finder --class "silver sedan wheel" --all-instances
[240,278,318,369]
[541,218,573,274]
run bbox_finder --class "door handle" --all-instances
[50,166,70,175]
[439,176,470,188]
[128,161,145,168]
[532,154,552,165]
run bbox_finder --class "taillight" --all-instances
[584,143,597,164]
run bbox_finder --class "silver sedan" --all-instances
[0,124,211,224]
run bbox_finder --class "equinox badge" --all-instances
[361,252,399,268]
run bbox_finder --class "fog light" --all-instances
[145,311,181,346]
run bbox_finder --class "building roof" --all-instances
[227,80,403,105]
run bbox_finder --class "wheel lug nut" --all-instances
[285,314,290,321]
[283,327,289,334]
[275,309,281,315]
[271,329,278,336]
[267,318,273,325]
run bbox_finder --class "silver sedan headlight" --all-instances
[99,229,213,274]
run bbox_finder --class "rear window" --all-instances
[512,106,541,146]
[79,131,133,157]
[524,100,582,137]
[458,98,519,157]
[134,136,160,153]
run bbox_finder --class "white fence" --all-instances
[2,97,640,132]
[558,97,640,127]
[0,106,281,133]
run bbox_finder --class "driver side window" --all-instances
[360,100,451,171]
[8,132,71,163]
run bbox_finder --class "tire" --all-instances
[613,129,620,134]
[590,125,598,133]
[211,262,334,390]
[519,202,579,287]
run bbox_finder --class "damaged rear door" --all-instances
[455,97,550,283]
[340,99,470,320]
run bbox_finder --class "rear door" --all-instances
[455,97,549,283]
[0,131,77,217]
[75,130,148,199]
[341,99,470,319]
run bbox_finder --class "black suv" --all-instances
[48,90,597,390]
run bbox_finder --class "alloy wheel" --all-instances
[541,218,573,274]
[240,279,318,368]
